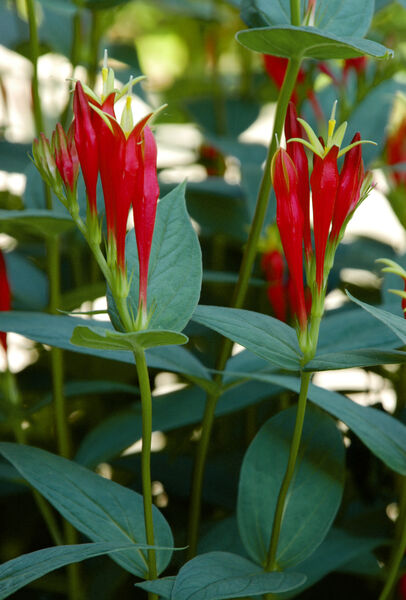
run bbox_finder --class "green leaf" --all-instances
[279,529,384,598]
[236,25,393,60]
[154,552,306,599]
[0,542,143,599]
[71,325,188,352]
[0,312,210,381]
[318,304,400,353]
[347,291,406,345]
[193,305,302,370]
[306,348,406,371]
[76,380,276,467]
[0,443,173,578]
[4,251,48,311]
[241,0,374,37]
[235,373,406,475]
[238,405,345,568]
[0,209,74,236]
[136,577,175,599]
[113,182,202,332]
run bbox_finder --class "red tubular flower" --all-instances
[52,123,79,192]
[310,145,339,290]
[133,125,159,316]
[272,148,307,329]
[267,283,287,322]
[73,81,99,215]
[387,117,406,186]
[285,102,312,260]
[0,250,11,354]
[400,574,406,599]
[330,133,364,241]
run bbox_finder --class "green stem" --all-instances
[187,390,220,559]
[378,477,406,600]
[290,0,301,27]
[187,57,302,558]
[265,371,312,571]
[26,0,44,133]
[133,348,158,600]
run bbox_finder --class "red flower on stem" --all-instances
[72,81,159,324]
[330,133,364,241]
[73,81,99,215]
[272,148,307,329]
[0,250,11,354]
[310,145,339,290]
[285,102,312,260]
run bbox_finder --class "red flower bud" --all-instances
[272,148,307,329]
[73,81,99,215]
[330,133,364,241]
[0,250,11,354]
[310,146,339,290]
[285,102,312,260]
[133,125,159,316]
[52,123,79,192]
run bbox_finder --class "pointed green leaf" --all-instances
[236,25,392,60]
[306,348,406,371]
[238,406,345,568]
[71,325,188,352]
[0,209,74,236]
[193,305,302,370]
[168,552,306,599]
[347,291,406,345]
[0,443,173,577]
[0,542,143,599]
[0,312,210,381]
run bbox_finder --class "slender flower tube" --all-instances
[272,148,307,329]
[73,81,99,215]
[285,102,312,260]
[330,133,364,241]
[0,250,11,354]
[133,125,159,323]
[310,145,339,290]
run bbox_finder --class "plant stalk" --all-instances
[290,0,301,27]
[265,371,312,570]
[187,57,302,557]
[133,348,158,600]
[378,476,406,600]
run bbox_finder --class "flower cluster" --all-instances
[0,249,11,355]
[272,102,372,351]
[32,55,160,329]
